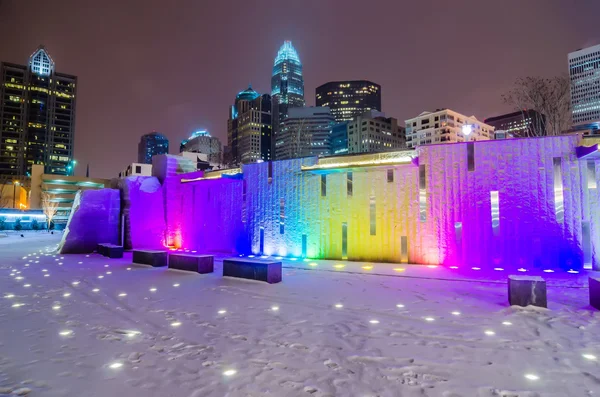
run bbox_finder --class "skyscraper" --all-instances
[227,86,272,165]
[138,132,169,164]
[569,44,600,134]
[0,46,77,179]
[276,107,334,160]
[180,130,222,164]
[315,80,381,122]
[271,41,305,155]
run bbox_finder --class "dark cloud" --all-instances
[1,0,599,177]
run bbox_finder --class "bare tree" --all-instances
[502,76,572,136]
[41,192,59,231]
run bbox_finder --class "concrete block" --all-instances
[133,250,167,267]
[58,189,120,254]
[97,243,123,258]
[169,253,213,274]
[508,275,547,308]
[590,277,600,310]
[223,258,282,284]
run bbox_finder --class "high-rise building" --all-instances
[138,132,169,164]
[347,110,405,154]
[484,110,546,138]
[330,122,349,155]
[180,129,222,164]
[405,109,494,148]
[569,44,600,134]
[271,41,305,151]
[227,86,272,165]
[315,80,381,122]
[276,107,334,160]
[0,46,77,180]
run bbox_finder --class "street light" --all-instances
[462,124,473,141]
[13,181,19,209]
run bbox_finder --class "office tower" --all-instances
[138,131,169,164]
[0,45,77,179]
[227,86,272,165]
[271,41,305,150]
[484,110,546,138]
[346,110,405,153]
[569,44,600,134]
[330,122,349,155]
[180,130,222,163]
[316,80,381,122]
[276,107,334,160]
[405,109,494,148]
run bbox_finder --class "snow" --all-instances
[1,233,600,396]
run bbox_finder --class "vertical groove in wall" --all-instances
[321,174,327,197]
[467,142,475,171]
[301,234,307,258]
[268,161,273,183]
[259,226,264,254]
[490,191,499,236]
[347,172,353,197]
[587,161,597,189]
[387,169,394,183]
[341,222,348,260]
[583,221,591,264]
[369,195,376,236]
[400,236,408,263]
[279,198,285,234]
[419,164,426,222]
[553,157,564,223]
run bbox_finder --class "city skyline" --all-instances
[1,0,599,177]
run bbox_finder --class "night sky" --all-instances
[1,0,599,178]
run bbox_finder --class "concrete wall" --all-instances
[166,135,600,271]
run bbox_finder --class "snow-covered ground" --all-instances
[1,233,600,397]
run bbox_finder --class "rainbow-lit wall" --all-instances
[166,135,600,271]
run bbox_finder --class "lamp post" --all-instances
[462,124,473,142]
[13,181,19,209]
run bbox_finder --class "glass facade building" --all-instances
[569,44,600,134]
[138,132,169,164]
[271,41,305,154]
[316,80,381,122]
[0,46,77,179]
[484,110,546,138]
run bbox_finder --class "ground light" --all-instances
[396,304,405,308]
[170,321,181,327]
[109,362,123,369]
[582,354,597,361]
[334,304,343,308]
[223,369,237,376]
[369,320,379,324]
[218,310,227,314]
[524,374,539,381]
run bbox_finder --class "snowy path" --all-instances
[1,234,600,396]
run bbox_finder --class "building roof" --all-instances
[274,40,301,65]
[236,85,260,101]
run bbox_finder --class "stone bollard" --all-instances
[508,275,547,308]
[590,277,600,310]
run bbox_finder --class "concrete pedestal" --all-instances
[590,277,600,310]
[97,243,123,258]
[223,258,282,284]
[508,275,547,308]
[133,250,167,267]
[169,254,214,274]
